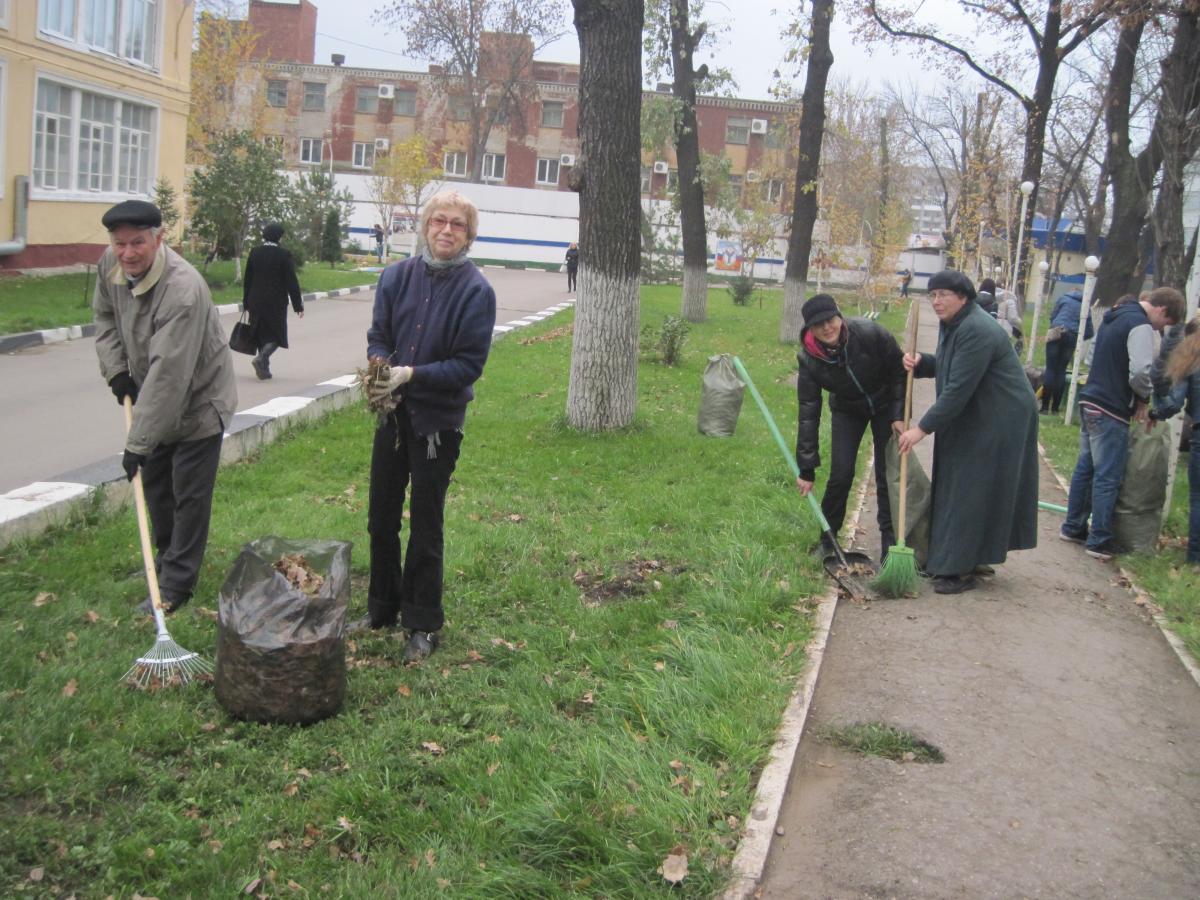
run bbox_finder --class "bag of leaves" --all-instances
[215,536,351,725]
[884,436,931,567]
[697,354,745,436]
[1112,422,1171,553]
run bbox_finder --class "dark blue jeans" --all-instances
[1188,429,1199,564]
[1063,406,1130,550]
[1042,334,1076,412]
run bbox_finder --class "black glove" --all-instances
[122,449,147,482]
[109,372,138,405]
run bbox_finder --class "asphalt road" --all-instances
[0,266,574,494]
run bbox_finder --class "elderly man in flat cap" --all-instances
[93,200,238,614]
[898,270,1039,594]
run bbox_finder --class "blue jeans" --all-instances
[1063,407,1130,550]
[1188,430,1199,564]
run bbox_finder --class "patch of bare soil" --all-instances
[572,558,685,607]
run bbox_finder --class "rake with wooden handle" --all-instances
[120,396,213,689]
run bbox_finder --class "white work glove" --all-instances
[367,365,412,403]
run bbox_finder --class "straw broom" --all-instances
[120,397,213,689]
[873,299,921,598]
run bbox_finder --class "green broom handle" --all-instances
[732,356,836,534]
[1038,501,1067,514]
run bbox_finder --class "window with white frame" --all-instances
[667,168,679,194]
[302,82,325,111]
[352,141,374,169]
[728,174,744,198]
[481,152,505,181]
[640,166,651,194]
[443,150,467,177]
[355,86,378,115]
[541,100,564,128]
[448,95,470,121]
[394,89,417,116]
[536,157,560,185]
[0,0,9,29]
[266,79,288,107]
[39,0,159,67]
[764,178,784,203]
[765,125,786,150]
[725,116,750,144]
[299,137,323,165]
[33,77,155,196]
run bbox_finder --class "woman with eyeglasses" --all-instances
[897,270,1040,594]
[354,191,498,664]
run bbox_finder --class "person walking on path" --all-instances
[898,270,1040,594]
[242,222,303,381]
[1061,287,1185,561]
[899,268,911,298]
[565,242,579,293]
[93,200,238,614]
[1040,288,1094,414]
[795,294,905,563]
[373,223,386,264]
[355,190,497,664]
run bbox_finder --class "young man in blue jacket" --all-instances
[1061,287,1184,560]
[356,191,497,662]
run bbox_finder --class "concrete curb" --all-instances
[0,282,379,355]
[1036,440,1200,692]
[0,298,575,550]
[722,466,873,898]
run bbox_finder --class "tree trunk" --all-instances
[566,0,644,431]
[1152,12,1200,288]
[1096,9,1200,304]
[670,1,710,323]
[781,0,834,344]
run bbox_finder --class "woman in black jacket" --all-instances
[243,222,303,379]
[796,294,906,562]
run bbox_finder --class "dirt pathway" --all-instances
[755,298,1200,899]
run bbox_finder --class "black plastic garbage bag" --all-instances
[698,354,745,436]
[215,536,350,725]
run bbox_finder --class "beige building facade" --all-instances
[0,0,193,271]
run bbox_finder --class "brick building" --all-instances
[230,0,797,210]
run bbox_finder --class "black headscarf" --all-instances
[927,270,977,302]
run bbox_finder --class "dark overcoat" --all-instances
[243,243,303,350]
[914,300,1039,576]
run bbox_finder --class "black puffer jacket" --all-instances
[795,317,905,478]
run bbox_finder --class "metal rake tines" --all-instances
[123,634,214,689]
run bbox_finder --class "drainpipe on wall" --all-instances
[0,176,30,257]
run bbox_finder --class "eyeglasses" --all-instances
[429,215,468,233]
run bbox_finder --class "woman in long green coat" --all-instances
[898,270,1040,594]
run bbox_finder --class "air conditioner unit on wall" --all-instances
[559,154,576,166]
[750,118,768,134]
[652,160,669,175]
[745,170,761,182]
[375,138,390,152]
[378,84,395,99]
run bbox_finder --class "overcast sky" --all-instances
[305,0,962,102]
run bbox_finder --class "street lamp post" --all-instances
[1011,180,1034,293]
[1064,255,1100,426]
[1025,259,1050,366]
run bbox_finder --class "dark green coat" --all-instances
[914,301,1039,576]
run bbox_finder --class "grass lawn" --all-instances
[0,286,862,897]
[1023,299,1199,661]
[0,256,377,336]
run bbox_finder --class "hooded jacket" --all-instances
[1079,302,1156,422]
[1049,290,1095,340]
[795,316,905,478]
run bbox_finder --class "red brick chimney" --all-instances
[247,0,318,64]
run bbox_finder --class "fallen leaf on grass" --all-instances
[33,592,56,607]
[490,637,525,651]
[397,684,412,697]
[437,879,451,889]
[654,661,666,672]
[465,649,485,662]
[267,840,286,851]
[421,741,445,755]
[207,840,223,854]
[658,848,688,884]
[62,679,78,697]
[487,762,500,777]
[242,877,262,894]
[84,610,100,624]
[485,734,502,743]
[668,759,684,772]
[282,782,299,797]
[425,848,437,868]
[286,879,304,892]
[28,867,44,883]
[200,722,218,732]
[337,816,354,832]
